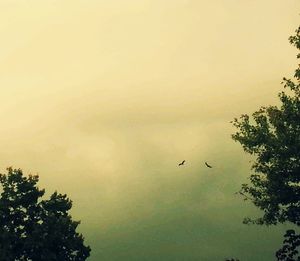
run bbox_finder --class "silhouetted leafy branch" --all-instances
[276,229,300,261]
[232,26,300,260]
[0,167,91,261]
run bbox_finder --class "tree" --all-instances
[232,26,300,260]
[0,167,91,261]
[276,229,300,261]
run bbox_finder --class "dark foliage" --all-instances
[232,26,300,260]
[232,27,300,226]
[0,167,91,261]
[276,229,300,261]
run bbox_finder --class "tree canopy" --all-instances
[232,26,300,227]
[232,26,300,260]
[0,167,91,261]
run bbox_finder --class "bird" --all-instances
[205,162,212,168]
[178,160,185,166]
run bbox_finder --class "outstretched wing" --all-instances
[178,160,185,166]
[205,162,212,168]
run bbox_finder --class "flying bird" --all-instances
[178,160,185,166]
[205,162,212,168]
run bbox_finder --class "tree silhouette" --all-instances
[276,229,300,261]
[0,167,91,261]
[232,26,300,260]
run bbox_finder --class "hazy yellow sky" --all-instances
[0,1,299,260]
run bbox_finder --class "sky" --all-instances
[0,0,299,260]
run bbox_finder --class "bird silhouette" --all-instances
[178,160,185,166]
[205,162,212,168]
